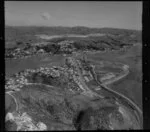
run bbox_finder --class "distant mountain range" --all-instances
[5,26,142,51]
[5,25,141,35]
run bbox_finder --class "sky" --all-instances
[5,1,142,30]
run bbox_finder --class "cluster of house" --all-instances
[57,40,76,53]
[5,40,77,59]
[26,66,61,78]
[5,64,82,93]
[58,65,84,93]
[65,57,96,92]
[5,66,62,91]
[5,46,48,59]
[5,75,28,91]
[5,56,95,94]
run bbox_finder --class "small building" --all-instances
[84,76,90,82]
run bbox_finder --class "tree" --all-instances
[16,41,23,45]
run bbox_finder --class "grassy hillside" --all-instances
[85,44,142,108]
[5,26,142,49]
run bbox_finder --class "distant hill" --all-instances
[5,25,141,35]
[5,26,142,49]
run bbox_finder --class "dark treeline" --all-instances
[5,26,142,52]
[5,25,141,35]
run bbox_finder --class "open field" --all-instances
[85,44,142,109]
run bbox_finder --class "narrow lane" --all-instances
[6,92,18,111]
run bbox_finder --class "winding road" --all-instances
[6,91,19,111]
[5,56,142,127]
[69,56,142,126]
[88,59,143,126]
[66,57,142,117]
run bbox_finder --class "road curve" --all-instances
[70,56,142,116]
[101,83,142,115]
[6,92,18,111]
[89,62,143,125]
[102,67,129,85]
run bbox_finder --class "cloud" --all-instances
[41,12,51,20]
